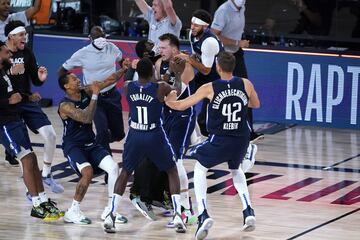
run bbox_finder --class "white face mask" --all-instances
[93,37,108,49]
[234,0,245,7]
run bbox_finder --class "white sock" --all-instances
[70,199,80,212]
[32,196,41,207]
[107,197,112,207]
[231,169,252,210]
[176,161,190,209]
[171,194,182,214]
[39,191,48,203]
[38,125,56,167]
[98,155,119,206]
[110,194,122,214]
[42,164,52,177]
[194,162,208,215]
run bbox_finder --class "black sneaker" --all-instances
[41,199,64,217]
[250,132,264,143]
[242,206,256,232]
[5,153,19,166]
[31,205,60,220]
[195,209,214,240]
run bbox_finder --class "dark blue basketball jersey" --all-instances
[207,77,249,136]
[159,60,193,116]
[127,81,163,131]
[190,29,224,84]
[58,90,96,145]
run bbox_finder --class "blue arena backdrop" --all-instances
[32,34,360,129]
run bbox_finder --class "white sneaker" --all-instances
[64,209,91,224]
[101,206,128,224]
[241,143,257,173]
[173,212,187,233]
[103,212,116,233]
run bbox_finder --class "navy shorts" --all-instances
[190,134,249,169]
[163,112,196,160]
[63,142,109,176]
[0,121,33,159]
[19,102,51,134]
[123,127,176,173]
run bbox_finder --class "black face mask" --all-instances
[2,59,12,71]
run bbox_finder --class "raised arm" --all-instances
[135,0,151,16]
[59,83,100,123]
[165,83,213,111]
[25,0,42,20]
[162,0,178,26]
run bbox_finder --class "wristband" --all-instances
[91,94,98,100]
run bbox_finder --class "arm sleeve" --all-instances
[211,9,226,31]
[26,48,43,86]
[9,11,30,26]
[144,7,154,23]
[62,49,83,70]
[201,38,220,68]
[172,15,182,31]
[110,43,123,62]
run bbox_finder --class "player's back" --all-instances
[127,81,163,131]
[207,77,250,137]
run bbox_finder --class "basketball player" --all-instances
[57,61,130,224]
[165,52,259,239]
[0,41,61,221]
[103,58,186,234]
[155,33,197,225]
[5,20,63,194]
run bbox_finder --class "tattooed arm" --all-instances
[59,83,100,123]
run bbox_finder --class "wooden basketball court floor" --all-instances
[0,107,359,240]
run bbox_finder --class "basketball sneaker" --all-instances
[103,212,116,233]
[64,209,92,224]
[131,196,157,221]
[195,209,214,240]
[242,206,256,232]
[173,212,187,233]
[5,153,19,166]
[101,206,128,224]
[41,199,65,217]
[250,132,264,143]
[31,205,60,221]
[42,174,64,193]
[241,143,257,173]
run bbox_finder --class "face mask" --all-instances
[234,0,245,7]
[93,37,108,49]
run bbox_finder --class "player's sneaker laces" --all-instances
[103,212,116,233]
[41,199,64,217]
[64,209,92,224]
[242,206,256,232]
[173,211,187,233]
[242,143,257,173]
[5,154,19,166]
[101,206,128,224]
[31,205,60,221]
[195,209,214,240]
[42,174,64,193]
[131,196,157,221]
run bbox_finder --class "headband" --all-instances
[191,17,209,26]
[8,26,26,36]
